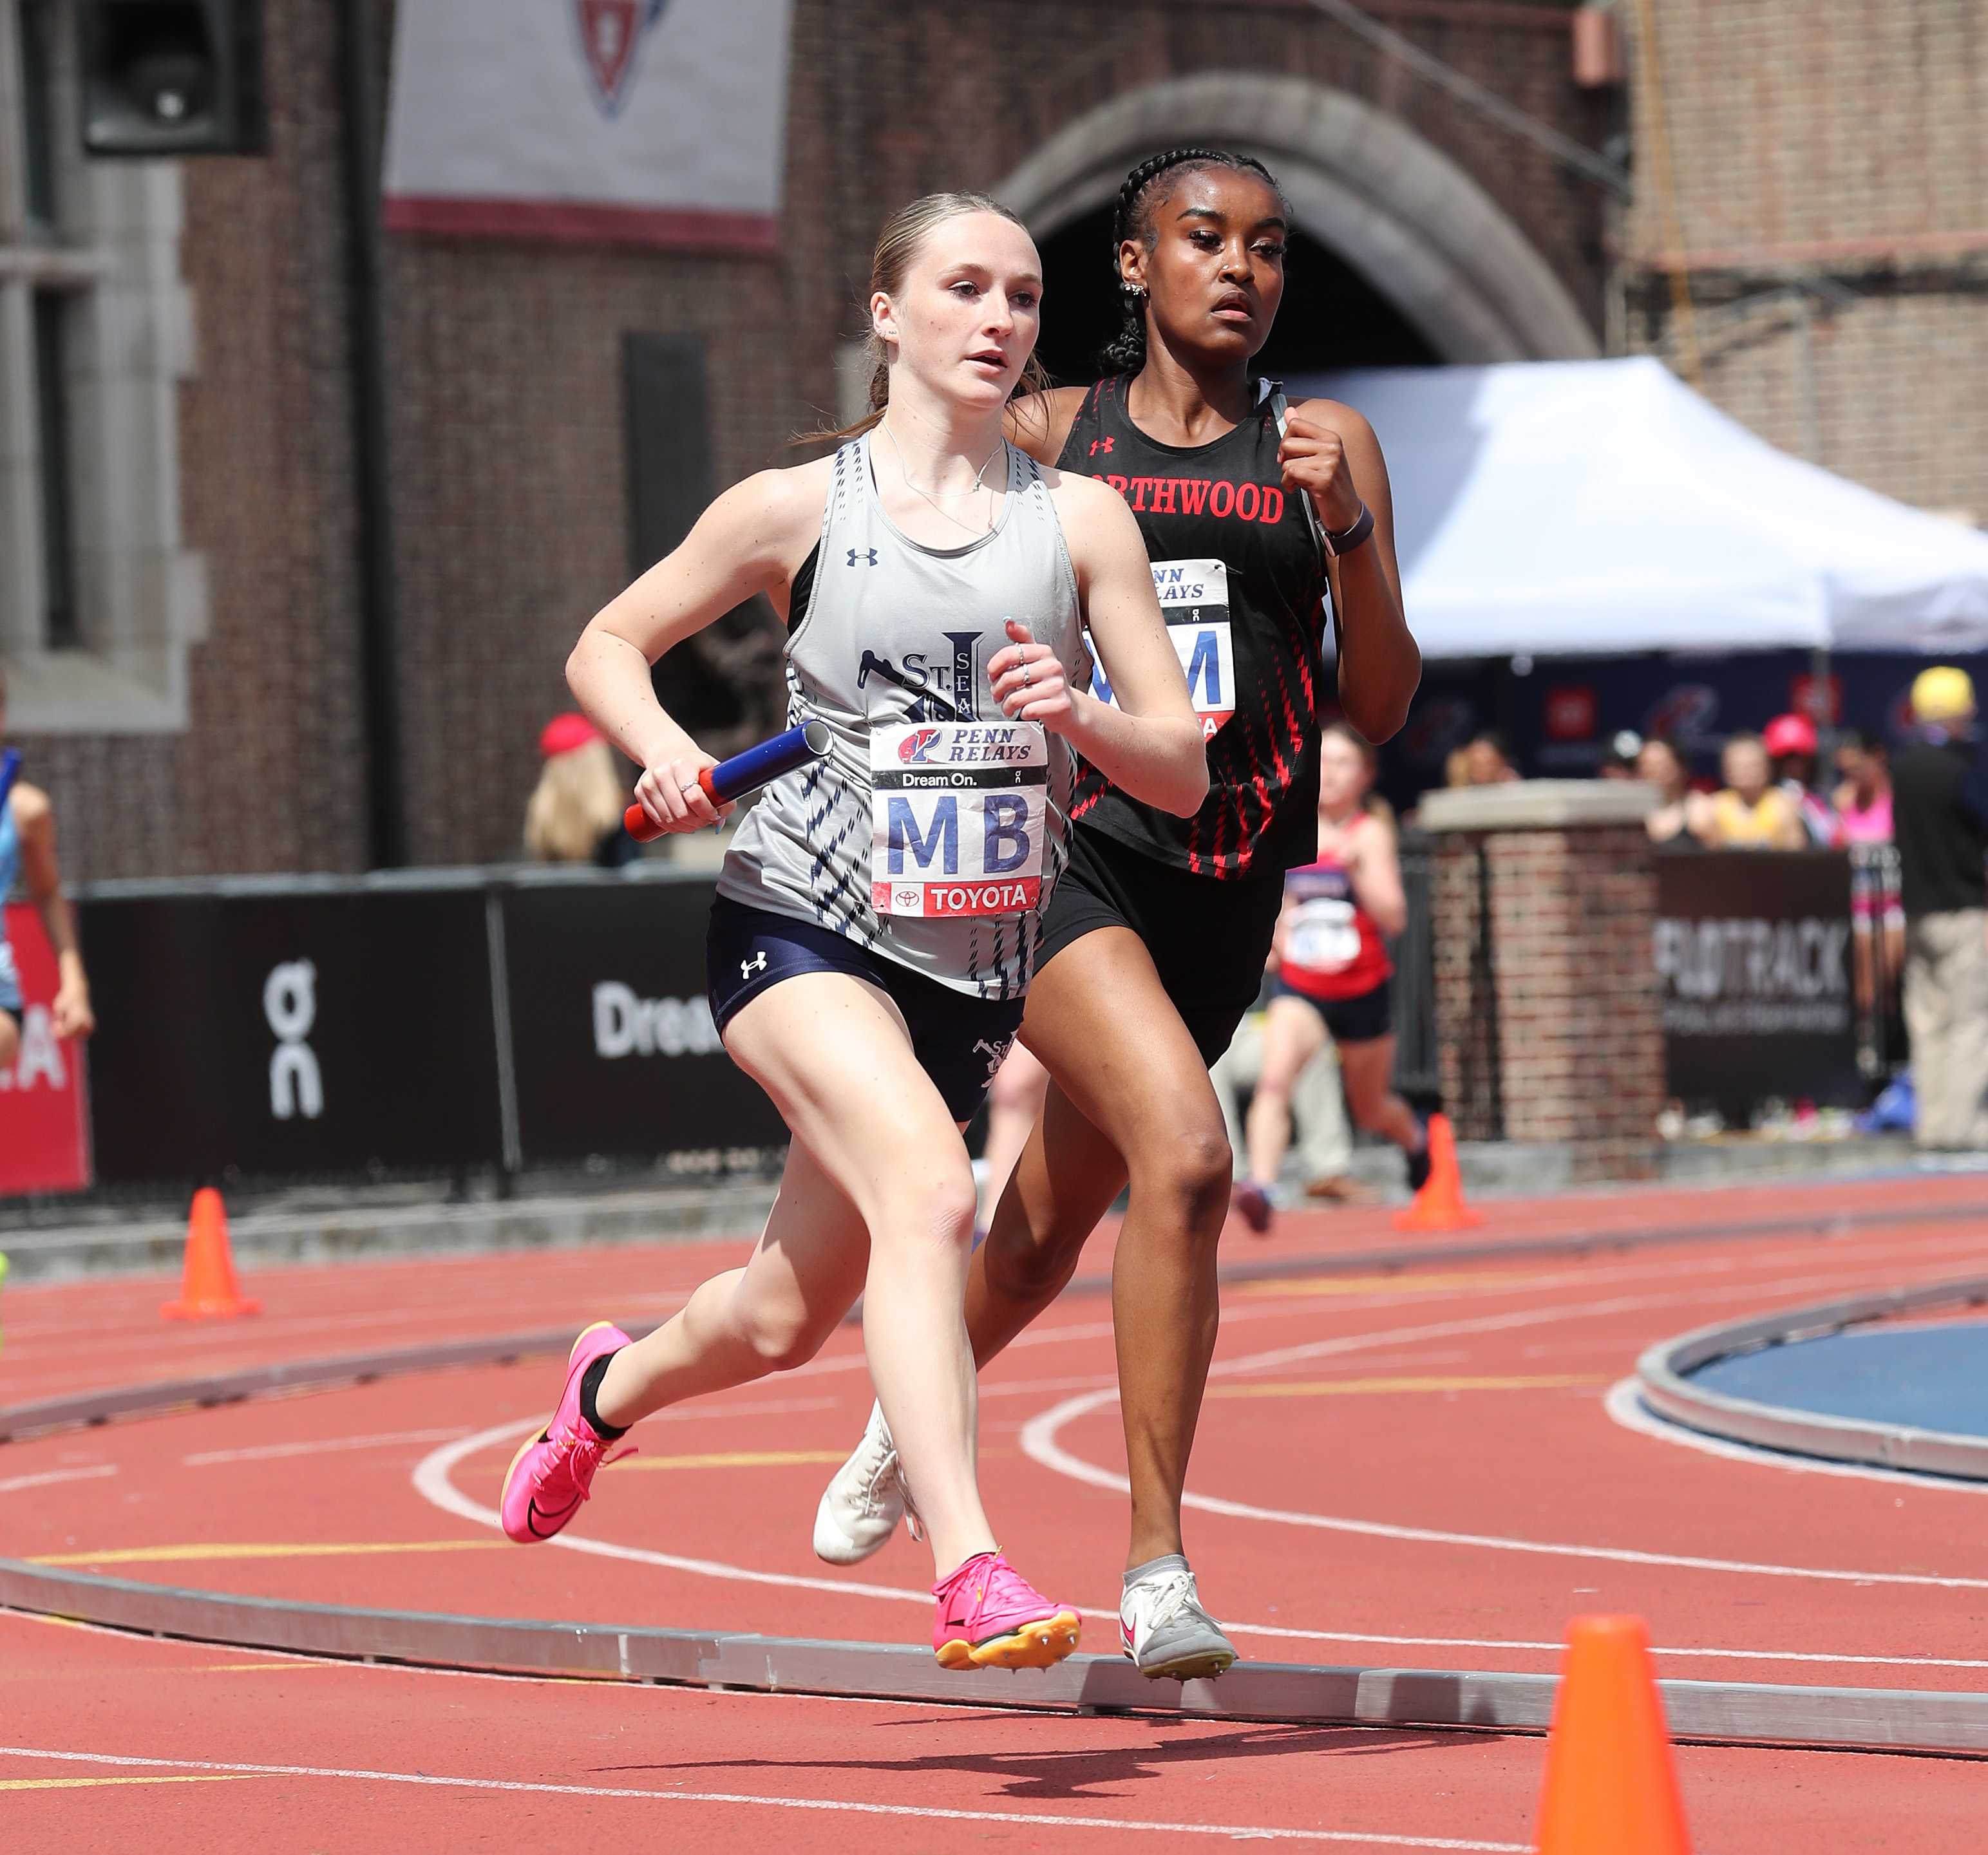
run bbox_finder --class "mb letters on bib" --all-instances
[1088,558,1236,741]
[870,720,1049,918]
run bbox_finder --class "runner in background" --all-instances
[1236,723,1423,1228]
[813,149,1419,1681]
[0,669,94,1072]
[495,193,1205,1673]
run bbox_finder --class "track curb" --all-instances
[1636,1276,1988,1481]
[5,1334,1988,1753]
[4,1556,1987,1752]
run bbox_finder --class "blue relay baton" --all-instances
[0,749,20,814]
[623,719,831,843]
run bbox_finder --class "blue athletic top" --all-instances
[0,792,20,1013]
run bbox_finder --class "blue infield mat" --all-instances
[1691,1318,1988,1438]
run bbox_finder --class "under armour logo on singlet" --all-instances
[847,547,879,567]
[1089,437,1114,457]
[741,952,768,978]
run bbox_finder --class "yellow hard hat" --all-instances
[1912,666,1976,724]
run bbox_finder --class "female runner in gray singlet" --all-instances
[495,193,1208,1671]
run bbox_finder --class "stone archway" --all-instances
[994,73,1597,364]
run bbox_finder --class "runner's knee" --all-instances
[980,1214,1088,1302]
[732,1297,838,1373]
[877,1167,980,1254]
[1132,1120,1233,1226]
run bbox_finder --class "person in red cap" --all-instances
[1764,711,1842,848]
[524,712,639,866]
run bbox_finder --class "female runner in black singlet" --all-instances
[815,150,1419,1680]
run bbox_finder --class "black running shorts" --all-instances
[706,896,1024,1123]
[1034,824,1285,1066]
[1271,974,1395,1044]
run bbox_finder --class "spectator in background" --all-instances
[1764,712,1842,846]
[1833,726,1903,1023]
[1598,730,1643,779]
[1891,667,1988,1149]
[1464,729,1520,785]
[525,713,640,867]
[1833,728,1894,843]
[1703,732,1806,849]
[1638,735,1709,847]
[0,667,95,1073]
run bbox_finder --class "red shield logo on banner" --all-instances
[573,0,668,116]
[1544,686,1597,742]
[0,903,91,1195]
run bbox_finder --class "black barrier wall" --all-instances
[78,867,783,1185]
[1654,850,1859,1116]
[499,874,785,1166]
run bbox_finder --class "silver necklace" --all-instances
[879,422,1003,532]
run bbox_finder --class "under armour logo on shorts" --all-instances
[741,951,769,978]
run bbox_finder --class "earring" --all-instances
[1126,283,1148,299]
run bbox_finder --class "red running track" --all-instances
[3,1172,1987,1850]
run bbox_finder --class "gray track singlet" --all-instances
[717,433,1081,1000]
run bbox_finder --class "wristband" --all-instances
[1322,502,1374,558]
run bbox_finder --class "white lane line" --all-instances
[0,1746,1526,1850]
[410,1422,1987,1675]
[0,1465,117,1495]
[1603,1378,1988,1496]
[1019,1297,1988,1592]
[414,1421,931,1607]
[184,1429,470,1467]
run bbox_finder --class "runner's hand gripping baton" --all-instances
[623,719,832,843]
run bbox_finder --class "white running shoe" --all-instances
[1120,1556,1237,1681]
[813,1400,924,1565]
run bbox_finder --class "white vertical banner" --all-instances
[382,0,793,252]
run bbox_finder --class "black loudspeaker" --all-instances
[79,0,265,155]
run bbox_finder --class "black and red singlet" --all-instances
[1057,374,1330,880]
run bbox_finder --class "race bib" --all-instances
[870,721,1048,918]
[1288,897,1361,973]
[1087,558,1236,742]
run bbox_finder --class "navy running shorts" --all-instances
[1034,824,1285,1065]
[706,895,1025,1123]
[1271,974,1395,1044]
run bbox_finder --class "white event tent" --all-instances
[1287,358,1988,662]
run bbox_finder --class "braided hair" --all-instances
[1101,147,1289,375]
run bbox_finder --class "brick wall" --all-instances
[14,0,1611,881]
[1432,822,1663,1178]
[1622,1,1988,516]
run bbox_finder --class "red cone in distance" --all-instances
[161,1187,260,1319]
[1390,1111,1481,1230]
[1537,1615,1692,1855]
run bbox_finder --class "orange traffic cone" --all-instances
[160,1187,260,1320]
[1537,1615,1692,1855]
[1390,1111,1481,1230]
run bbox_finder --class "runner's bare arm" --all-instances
[12,784,92,1039]
[567,460,828,834]
[992,472,1207,818]
[1279,399,1420,744]
[1347,813,1408,937]
[1003,388,1088,467]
